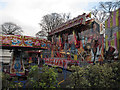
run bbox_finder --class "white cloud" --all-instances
[0,0,113,36]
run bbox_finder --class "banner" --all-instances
[1,35,51,49]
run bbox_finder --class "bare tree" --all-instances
[36,13,71,38]
[91,1,120,23]
[36,30,47,38]
[99,1,120,14]
[61,13,71,23]
[1,22,23,35]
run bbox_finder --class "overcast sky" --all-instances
[0,0,113,36]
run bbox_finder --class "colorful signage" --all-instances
[1,35,51,49]
[44,58,79,70]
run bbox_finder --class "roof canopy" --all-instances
[49,13,92,36]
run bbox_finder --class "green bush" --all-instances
[2,72,25,89]
[85,63,115,88]
[109,61,120,88]
[67,62,120,88]
[67,66,89,88]
[26,65,58,88]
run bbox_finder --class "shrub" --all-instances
[67,62,120,88]
[26,65,58,88]
[109,61,120,88]
[85,63,115,88]
[67,66,89,88]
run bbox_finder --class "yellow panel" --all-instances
[105,20,108,29]
[116,9,119,26]
[105,35,108,50]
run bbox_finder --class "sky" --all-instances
[0,0,113,36]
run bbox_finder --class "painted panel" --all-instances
[10,51,25,76]
[1,35,51,49]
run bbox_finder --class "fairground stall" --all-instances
[105,8,120,61]
[42,13,104,70]
[0,35,51,76]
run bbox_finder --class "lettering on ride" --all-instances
[44,58,67,68]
